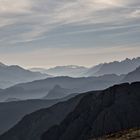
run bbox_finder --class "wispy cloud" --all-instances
[0,0,140,67]
[0,0,32,13]
[0,0,140,43]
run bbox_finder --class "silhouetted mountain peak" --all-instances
[44,85,72,99]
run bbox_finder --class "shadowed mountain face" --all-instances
[0,92,80,135]
[0,63,50,89]
[41,82,140,140]
[1,82,140,140]
[122,66,140,83]
[0,93,86,140]
[0,74,122,102]
[0,99,58,135]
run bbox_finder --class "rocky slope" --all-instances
[0,92,80,135]
[0,99,58,135]
[42,82,140,140]
[1,82,140,140]
[92,128,140,140]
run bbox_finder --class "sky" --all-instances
[0,0,140,68]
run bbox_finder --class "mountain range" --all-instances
[0,63,50,89]
[0,74,123,102]
[1,63,140,102]
[30,57,140,77]
[0,65,138,136]
[92,58,140,76]
[1,82,140,140]
[30,65,88,77]
[0,57,139,90]
[0,57,140,140]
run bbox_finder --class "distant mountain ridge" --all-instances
[86,57,140,76]
[84,64,103,77]
[0,63,140,102]
[0,74,123,102]
[30,65,88,77]
[0,63,50,88]
[122,66,140,83]
[30,57,140,77]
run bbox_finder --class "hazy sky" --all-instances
[0,0,140,68]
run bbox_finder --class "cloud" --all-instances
[0,0,140,56]
[0,0,32,13]
[0,1,140,68]
[130,10,140,18]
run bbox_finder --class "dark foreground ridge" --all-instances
[42,82,140,140]
[0,82,140,140]
[0,93,86,140]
